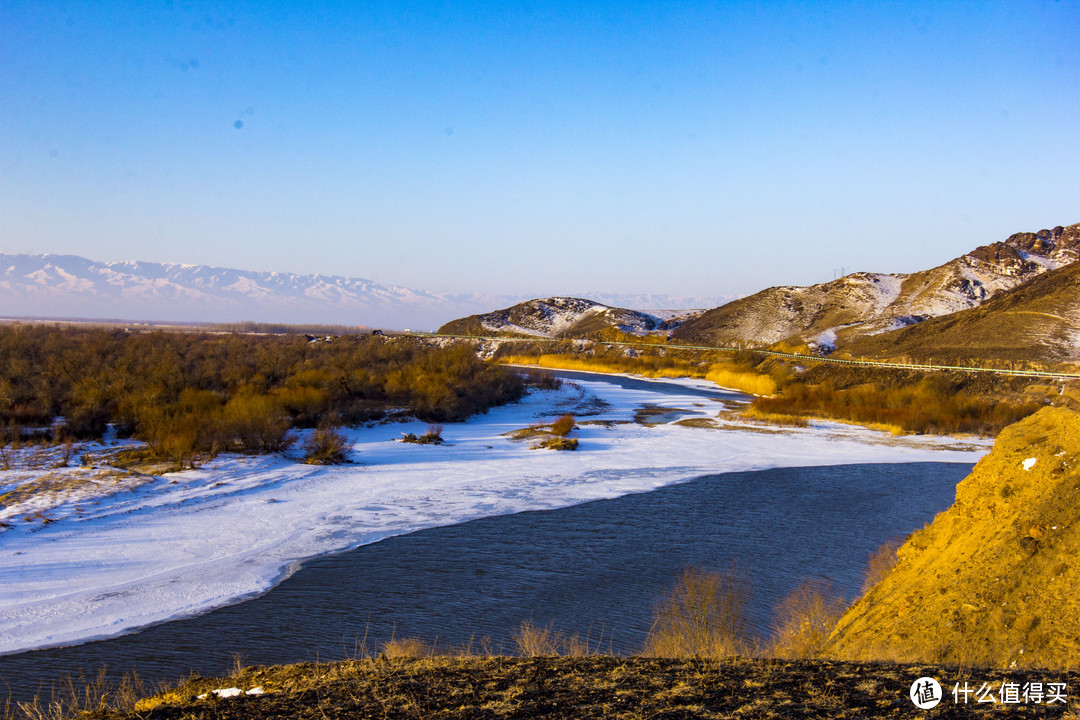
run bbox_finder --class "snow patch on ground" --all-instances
[1017,250,1066,271]
[0,376,989,655]
[810,328,838,353]
[866,273,904,309]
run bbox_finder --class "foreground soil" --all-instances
[99,656,1078,719]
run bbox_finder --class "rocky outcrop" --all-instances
[840,259,1080,363]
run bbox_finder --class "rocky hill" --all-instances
[840,257,1080,364]
[824,406,1080,668]
[437,297,701,339]
[670,223,1080,352]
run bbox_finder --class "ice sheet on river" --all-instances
[0,375,989,654]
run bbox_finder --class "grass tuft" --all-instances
[539,436,579,451]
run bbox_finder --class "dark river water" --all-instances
[0,461,971,702]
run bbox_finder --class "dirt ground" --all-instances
[84,656,1078,720]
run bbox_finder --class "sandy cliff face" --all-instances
[824,406,1080,668]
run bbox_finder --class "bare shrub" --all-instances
[302,426,350,465]
[381,637,430,659]
[861,537,903,595]
[550,414,575,437]
[513,620,562,657]
[643,565,750,658]
[768,579,847,659]
[223,393,292,454]
[58,439,75,468]
[525,371,563,390]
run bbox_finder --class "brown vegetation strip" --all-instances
[90,657,1078,720]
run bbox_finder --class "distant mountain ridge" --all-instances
[0,253,727,330]
[0,253,466,329]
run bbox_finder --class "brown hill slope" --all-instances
[824,406,1080,669]
[838,259,1080,364]
[671,223,1080,351]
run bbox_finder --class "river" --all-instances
[0,461,970,702]
[0,371,977,702]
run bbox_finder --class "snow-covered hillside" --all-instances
[672,223,1080,351]
[439,297,705,338]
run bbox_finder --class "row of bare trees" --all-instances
[0,325,525,464]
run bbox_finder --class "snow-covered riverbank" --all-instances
[0,375,989,655]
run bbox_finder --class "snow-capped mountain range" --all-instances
[0,253,730,330]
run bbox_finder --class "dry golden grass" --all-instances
[500,353,782,399]
[753,377,1041,436]
[704,366,778,396]
[499,353,702,378]
[739,407,811,428]
[504,417,579,450]
[538,436,578,450]
[7,669,150,720]
[511,621,596,657]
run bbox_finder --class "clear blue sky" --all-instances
[2,0,1077,298]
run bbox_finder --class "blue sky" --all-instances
[2,0,1078,299]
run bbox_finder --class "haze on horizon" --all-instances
[2,0,1077,302]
